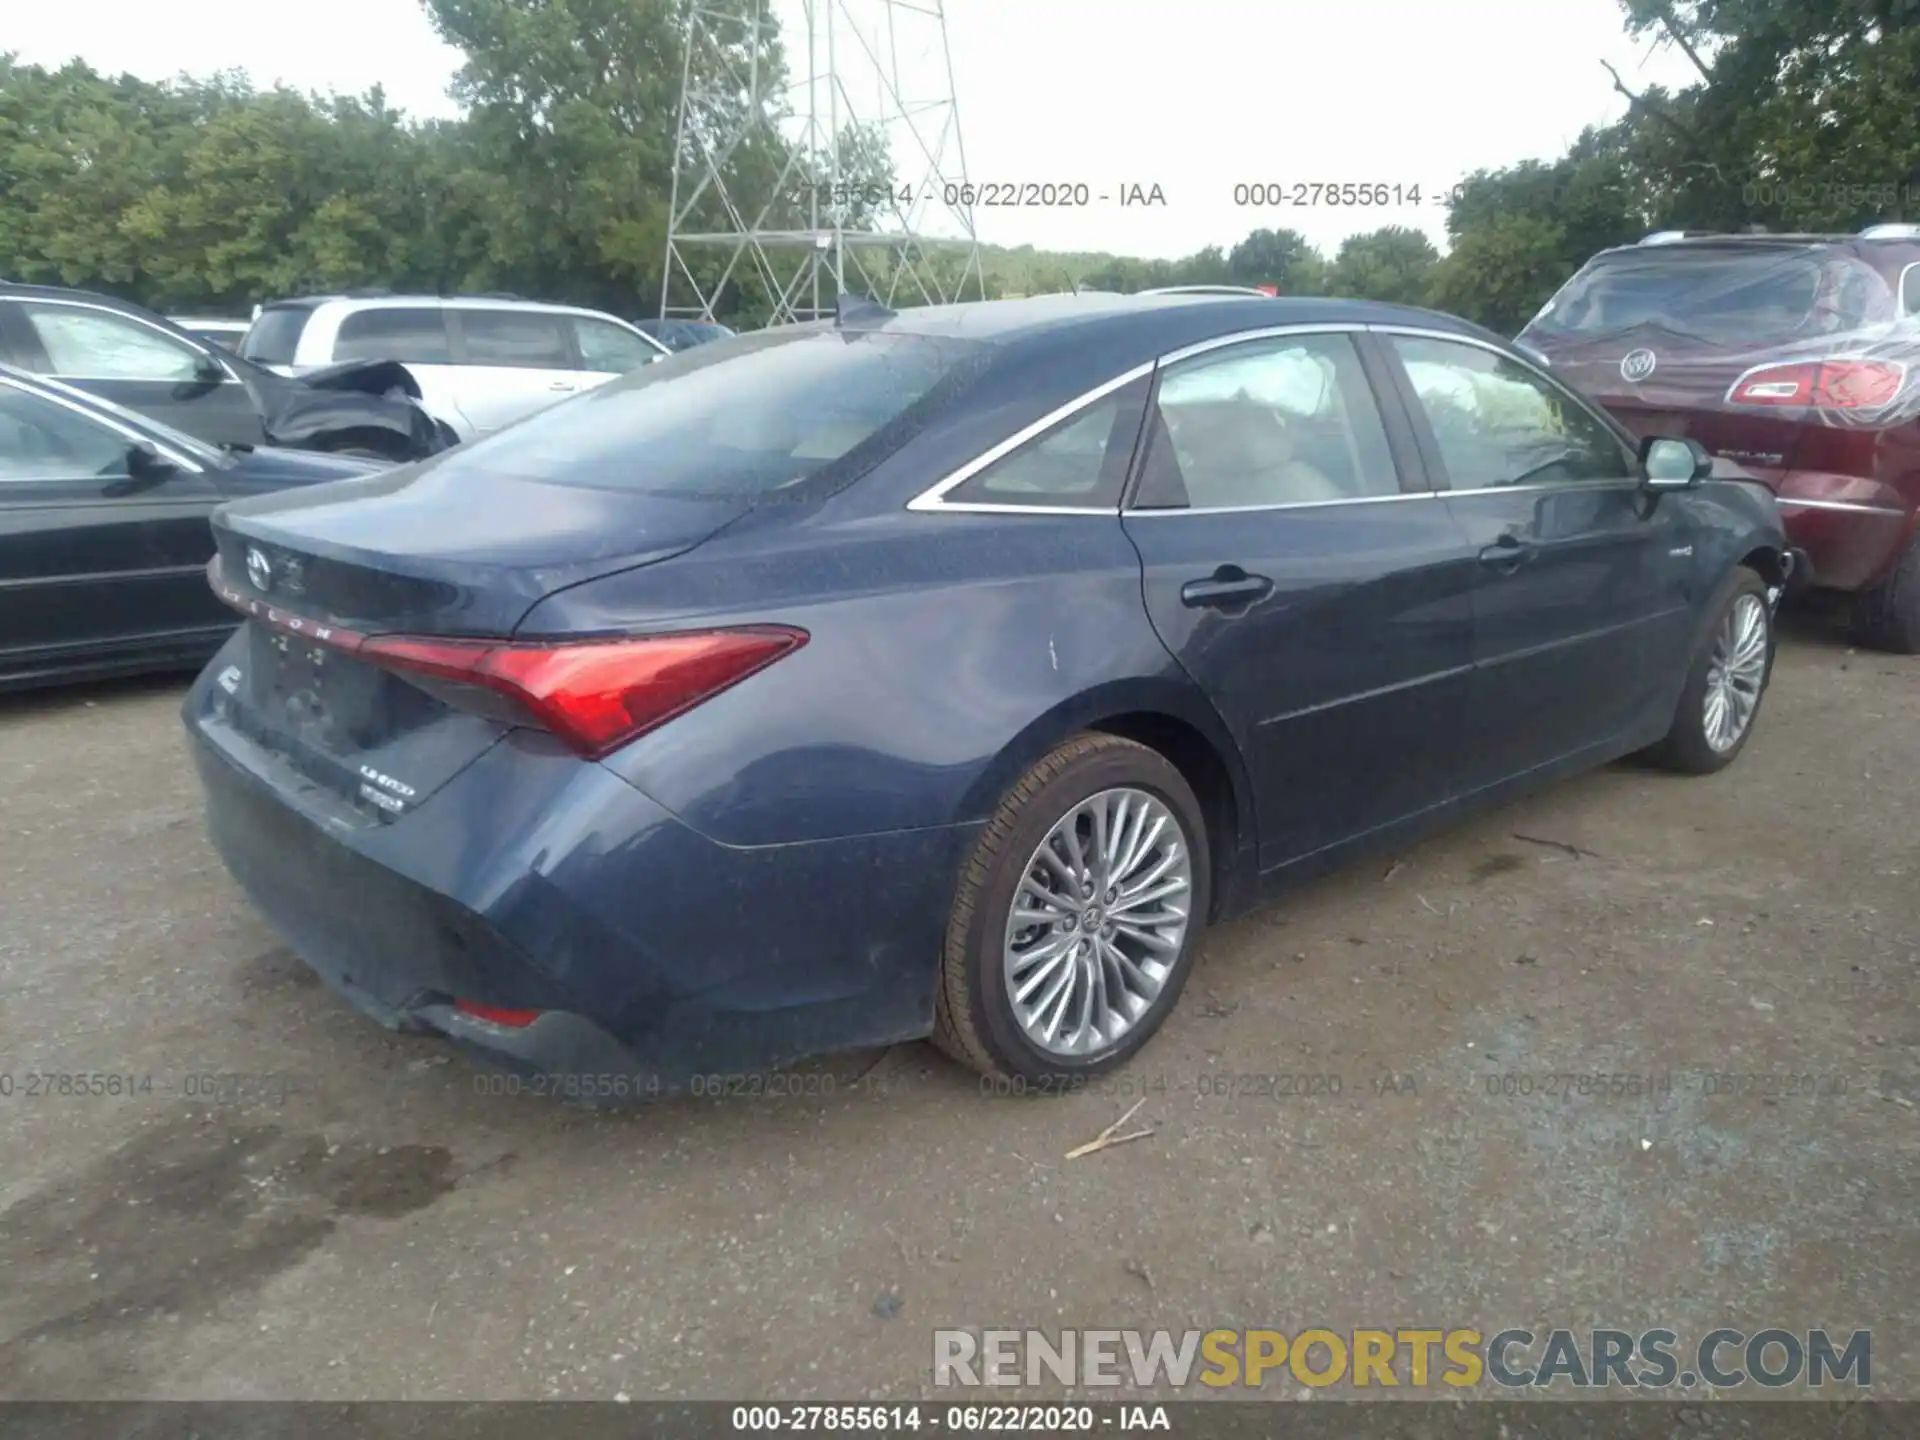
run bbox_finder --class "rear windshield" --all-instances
[240,305,313,367]
[422,324,990,499]
[1525,248,1891,346]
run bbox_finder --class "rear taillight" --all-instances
[1725,359,1906,409]
[453,1000,542,1028]
[358,627,807,759]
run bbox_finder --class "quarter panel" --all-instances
[520,509,1181,847]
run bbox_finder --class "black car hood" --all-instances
[293,358,423,400]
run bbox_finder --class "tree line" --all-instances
[3,0,1916,335]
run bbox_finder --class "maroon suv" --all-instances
[1519,228,1920,651]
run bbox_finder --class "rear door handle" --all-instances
[1477,534,1533,573]
[1180,567,1274,611]
[548,379,579,391]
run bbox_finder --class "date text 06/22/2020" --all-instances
[776,181,1168,207]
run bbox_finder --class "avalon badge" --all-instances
[245,546,273,593]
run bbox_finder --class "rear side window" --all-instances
[333,308,451,364]
[1525,248,1893,346]
[457,309,573,369]
[945,380,1146,508]
[423,325,988,499]
[1902,263,1920,318]
[240,306,313,367]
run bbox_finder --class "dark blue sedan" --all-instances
[181,293,1789,1097]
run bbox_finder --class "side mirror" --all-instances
[107,441,179,495]
[1640,435,1712,489]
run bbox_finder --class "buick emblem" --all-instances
[1620,348,1657,383]
[245,546,273,593]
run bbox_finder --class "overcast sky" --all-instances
[10,0,1702,260]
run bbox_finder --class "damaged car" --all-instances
[0,283,458,463]
[0,363,380,692]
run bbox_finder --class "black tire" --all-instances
[1646,566,1775,775]
[932,732,1211,1086]
[1849,534,1920,654]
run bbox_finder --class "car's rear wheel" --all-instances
[1849,533,1920,654]
[933,733,1210,1086]
[1646,567,1774,775]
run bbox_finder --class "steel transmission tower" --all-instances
[662,0,984,324]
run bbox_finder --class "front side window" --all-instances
[944,382,1144,508]
[573,317,662,373]
[0,383,132,481]
[1134,333,1399,508]
[334,308,452,364]
[1390,336,1630,489]
[21,304,204,382]
[458,310,573,369]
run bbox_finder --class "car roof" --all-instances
[1,280,155,310]
[1588,233,1920,262]
[847,290,1495,352]
[0,282,242,354]
[261,293,625,318]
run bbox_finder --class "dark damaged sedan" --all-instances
[0,283,457,462]
[183,293,1790,1099]
[0,365,378,691]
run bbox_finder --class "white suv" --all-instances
[238,295,672,441]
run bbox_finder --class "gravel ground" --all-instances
[0,609,1914,1403]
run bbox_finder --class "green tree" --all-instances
[1324,226,1439,305]
[1226,227,1325,293]
[1426,212,1576,335]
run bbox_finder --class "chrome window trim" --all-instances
[907,320,1647,519]
[1775,496,1907,516]
[10,295,232,385]
[1155,321,1369,368]
[905,360,1157,513]
[1125,477,1646,518]
[0,374,206,476]
[1126,490,1439,517]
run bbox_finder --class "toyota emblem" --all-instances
[245,546,274,592]
[1620,348,1657,383]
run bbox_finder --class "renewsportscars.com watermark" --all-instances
[932,1328,1871,1390]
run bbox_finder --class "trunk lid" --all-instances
[1532,331,1811,475]
[212,454,749,635]
[207,456,751,820]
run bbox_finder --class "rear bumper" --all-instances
[184,667,980,1099]
[1774,486,1915,592]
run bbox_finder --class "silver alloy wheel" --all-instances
[1703,592,1769,752]
[1003,786,1193,1058]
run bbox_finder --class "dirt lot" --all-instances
[0,611,1915,1402]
